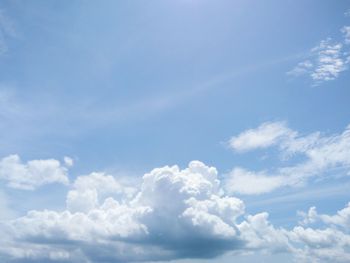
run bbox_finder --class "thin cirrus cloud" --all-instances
[226,121,350,195]
[0,9,16,56]
[1,160,350,262]
[345,9,350,17]
[0,155,72,190]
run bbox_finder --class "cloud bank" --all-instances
[0,160,350,262]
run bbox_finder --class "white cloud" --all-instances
[289,226,350,263]
[224,167,286,195]
[226,122,350,194]
[1,160,350,262]
[342,26,350,44]
[63,156,74,167]
[299,202,350,229]
[229,121,295,152]
[0,155,70,190]
[310,40,347,82]
[237,212,291,252]
[287,20,350,85]
[289,202,350,262]
[66,172,136,213]
[287,60,313,77]
[1,161,247,262]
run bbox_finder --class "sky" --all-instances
[0,0,350,262]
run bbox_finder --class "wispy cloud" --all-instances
[287,10,350,85]
[310,40,347,82]
[345,9,350,17]
[0,9,16,56]
[226,122,350,194]
[287,38,349,85]
[342,26,350,44]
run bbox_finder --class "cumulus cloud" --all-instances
[66,172,136,213]
[299,202,350,229]
[290,202,350,262]
[1,161,248,262]
[0,155,70,190]
[226,122,350,194]
[0,160,350,262]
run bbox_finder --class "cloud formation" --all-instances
[229,121,295,152]
[342,26,350,44]
[0,160,349,262]
[288,38,349,84]
[0,155,70,190]
[1,161,248,262]
[226,122,350,194]
[287,13,350,85]
[292,203,350,262]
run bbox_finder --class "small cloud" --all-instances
[341,26,350,44]
[287,12,350,86]
[287,60,313,77]
[310,39,347,83]
[345,9,350,17]
[63,156,74,167]
[0,154,70,190]
[228,121,295,153]
[288,38,349,85]
[224,167,285,195]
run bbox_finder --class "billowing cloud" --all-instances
[0,160,350,262]
[290,202,350,262]
[299,202,350,229]
[1,161,248,262]
[0,155,70,190]
[66,172,136,213]
[226,122,350,194]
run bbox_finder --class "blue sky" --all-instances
[0,1,350,262]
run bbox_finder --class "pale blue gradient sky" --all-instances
[0,1,350,262]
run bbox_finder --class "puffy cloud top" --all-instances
[0,155,70,190]
[0,160,350,262]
